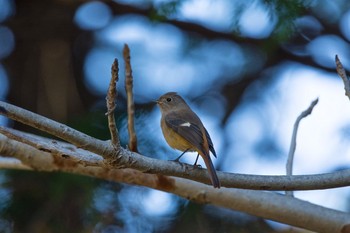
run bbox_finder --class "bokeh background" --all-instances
[1,0,350,232]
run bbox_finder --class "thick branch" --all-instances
[0,126,103,167]
[0,134,349,233]
[0,157,30,170]
[1,123,350,191]
[0,101,116,160]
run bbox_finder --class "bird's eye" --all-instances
[166,97,172,102]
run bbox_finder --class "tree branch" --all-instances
[106,58,120,148]
[0,126,103,167]
[0,133,349,233]
[286,98,319,196]
[0,101,116,160]
[1,119,350,191]
[0,157,31,170]
[335,55,350,101]
[123,44,138,152]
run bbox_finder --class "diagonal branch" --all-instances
[286,98,319,196]
[1,118,350,191]
[0,133,349,233]
[123,44,138,152]
[0,126,103,167]
[0,157,30,170]
[0,101,115,160]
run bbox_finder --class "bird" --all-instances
[156,92,220,188]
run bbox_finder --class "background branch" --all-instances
[286,98,319,196]
[335,55,350,101]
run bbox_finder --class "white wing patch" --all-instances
[180,122,191,127]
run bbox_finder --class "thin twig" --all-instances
[123,44,138,152]
[335,55,350,101]
[286,98,319,196]
[106,59,120,149]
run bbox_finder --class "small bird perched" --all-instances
[156,92,220,188]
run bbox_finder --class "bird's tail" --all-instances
[200,152,220,188]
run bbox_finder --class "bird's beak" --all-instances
[154,100,161,105]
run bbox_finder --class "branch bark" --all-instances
[335,55,350,100]
[0,101,116,160]
[106,58,120,148]
[1,122,350,191]
[123,44,138,152]
[0,133,349,233]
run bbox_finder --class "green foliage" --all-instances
[149,0,184,22]
[264,0,311,41]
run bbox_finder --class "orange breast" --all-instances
[161,119,195,152]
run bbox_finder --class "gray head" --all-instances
[156,92,189,113]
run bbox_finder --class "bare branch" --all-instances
[335,55,350,100]
[123,44,138,152]
[170,181,350,233]
[0,157,31,170]
[0,132,57,170]
[1,119,350,191]
[0,101,116,160]
[106,59,120,149]
[0,98,349,191]
[286,98,319,196]
[0,126,103,167]
[0,133,349,233]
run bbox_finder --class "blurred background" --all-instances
[1,0,350,232]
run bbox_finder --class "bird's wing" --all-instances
[165,113,208,155]
[165,112,220,187]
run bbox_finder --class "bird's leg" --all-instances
[193,154,202,168]
[173,148,190,162]
[193,154,199,165]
